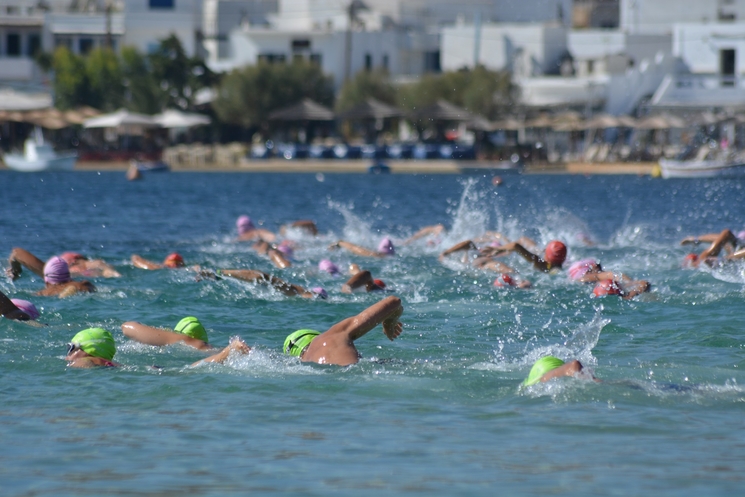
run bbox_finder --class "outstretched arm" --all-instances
[491,242,551,272]
[404,224,445,245]
[252,241,292,269]
[219,269,314,297]
[698,229,737,259]
[325,295,403,342]
[7,247,45,280]
[330,240,385,258]
[131,254,163,270]
[193,338,250,365]
[122,321,212,350]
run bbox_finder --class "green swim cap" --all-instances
[70,328,116,361]
[283,329,321,356]
[523,356,565,386]
[174,317,208,343]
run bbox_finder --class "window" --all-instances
[423,51,440,73]
[587,59,594,74]
[149,0,174,9]
[382,54,389,70]
[258,53,286,64]
[291,39,310,50]
[720,48,736,86]
[79,38,94,55]
[364,53,372,70]
[6,34,21,57]
[55,37,73,50]
[28,34,41,57]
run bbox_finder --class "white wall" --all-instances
[673,22,745,75]
[619,0,739,35]
[124,0,201,55]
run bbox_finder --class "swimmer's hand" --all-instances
[328,241,341,250]
[6,260,22,281]
[382,306,403,341]
[228,336,251,354]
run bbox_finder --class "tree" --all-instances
[120,46,160,114]
[51,47,87,110]
[335,68,397,112]
[213,60,334,130]
[84,47,124,111]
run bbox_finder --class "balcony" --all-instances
[0,58,35,81]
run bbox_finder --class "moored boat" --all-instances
[658,157,745,178]
[3,130,77,172]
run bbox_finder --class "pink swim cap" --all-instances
[10,299,39,320]
[568,259,598,281]
[236,215,255,235]
[311,287,328,299]
[318,259,340,275]
[737,230,745,242]
[277,242,294,258]
[43,256,71,284]
[378,237,395,255]
[60,252,85,265]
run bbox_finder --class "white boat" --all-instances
[3,129,76,172]
[659,157,745,178]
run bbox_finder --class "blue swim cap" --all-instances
[283,329,320,356]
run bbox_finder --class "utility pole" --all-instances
[473,10,481,68]
[105,0,112,50]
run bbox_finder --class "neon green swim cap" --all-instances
[523,356,565,386]
[174,317,208,343]
[283,329,321,356]
[70,328,116,361]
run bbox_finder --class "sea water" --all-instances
[1,170,744,496]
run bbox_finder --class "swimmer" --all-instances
[567,258,650,299]
[682,229,745,268]
[329,237,395,258]
[36,256,96,297]
[342,269,386,293]
[251,240,292,269]
[0,290,40,321]
[283,295,403,366]
[235,215,276,243]
[122,316,215,350]
[680,229,745,248]
[403,224,446,246]
[522,356,597,387]
[208,268,327,299]
[318,259,341,276]
[439,240,530,286]
[65,327,119,368]
[481,240,567,273]
[7,247,119,280]
[131,252,187,270]
[279,220,319,237]
[191,337,252,366]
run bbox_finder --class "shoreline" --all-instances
[65,159,657,175]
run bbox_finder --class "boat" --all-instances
[368,161,391,174]
[3,129,77,172]
[659,157,745,178]
[132,159,170,172]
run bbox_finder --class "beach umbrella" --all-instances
[635,114,686,130]
[153,109,211,128]
[337,98,402,120]
[269,99,335,121]
[490,116,524,130]
[83,109,158,128]
[409,100,475,122]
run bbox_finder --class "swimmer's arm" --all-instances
[289,220,318,236]
[621,280,651,300]
[131,254,163,270]
[698,229,737,260]
[0,290,30,320]
[267,248,292,269]
[193,338,250,365]
[325,295,403,342]
[122,322,212,350]
[331,241,384,258]
[7,247,45,280]
[539,360,587,383]
[727,247,745,260]
[504,243,550,272]
[439,240,477,261]
[680,233,720,245]
[404,224,445,245]
[342,270,374,293]
[85,259,121,278]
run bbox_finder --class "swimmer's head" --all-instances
[60,252,86,265]
[236,215,255,235]
[43,256,71,284]
[283,329,321,356]
[378,237,395,255]
[277,241,294,259]
[593,279,622,297]
[544,241,567,267]
[163,253,185,268]
[373,279,386,289]
[69,327,116,360]
[10,299,39,320]
[737,230,745,243]
[493,273,515,288]
[318,259,340,275]
[523,356,565,386]
[174,316,208,343]
[568,259,599,280]
[311,287,328,299]
[683,253,698,267]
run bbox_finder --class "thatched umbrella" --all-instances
[337,98,402,120]
[269,99,335,121]
[409,100,475,122]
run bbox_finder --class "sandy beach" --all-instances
[64,159,657,175]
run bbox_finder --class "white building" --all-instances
[620,0,744,35]
[0,0,46,87]
[123,0,202,56]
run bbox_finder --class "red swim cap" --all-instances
[493,273,515,288]
[60,252,86,265]
[373,279,386,289]
[544,241,567,266]
[164,253,185,268]
[683,253,698,267]
[593,279,622,297]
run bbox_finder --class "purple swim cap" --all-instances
[236,215,255,235]
[737,230,745,242]
[311,287,328,299]
[10,299,39,320]
[43,256,71,284]
[277,242,294,258]
[318,259,340,275]
[378,237,395,255]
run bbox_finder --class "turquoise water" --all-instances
[1,170,745,496]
